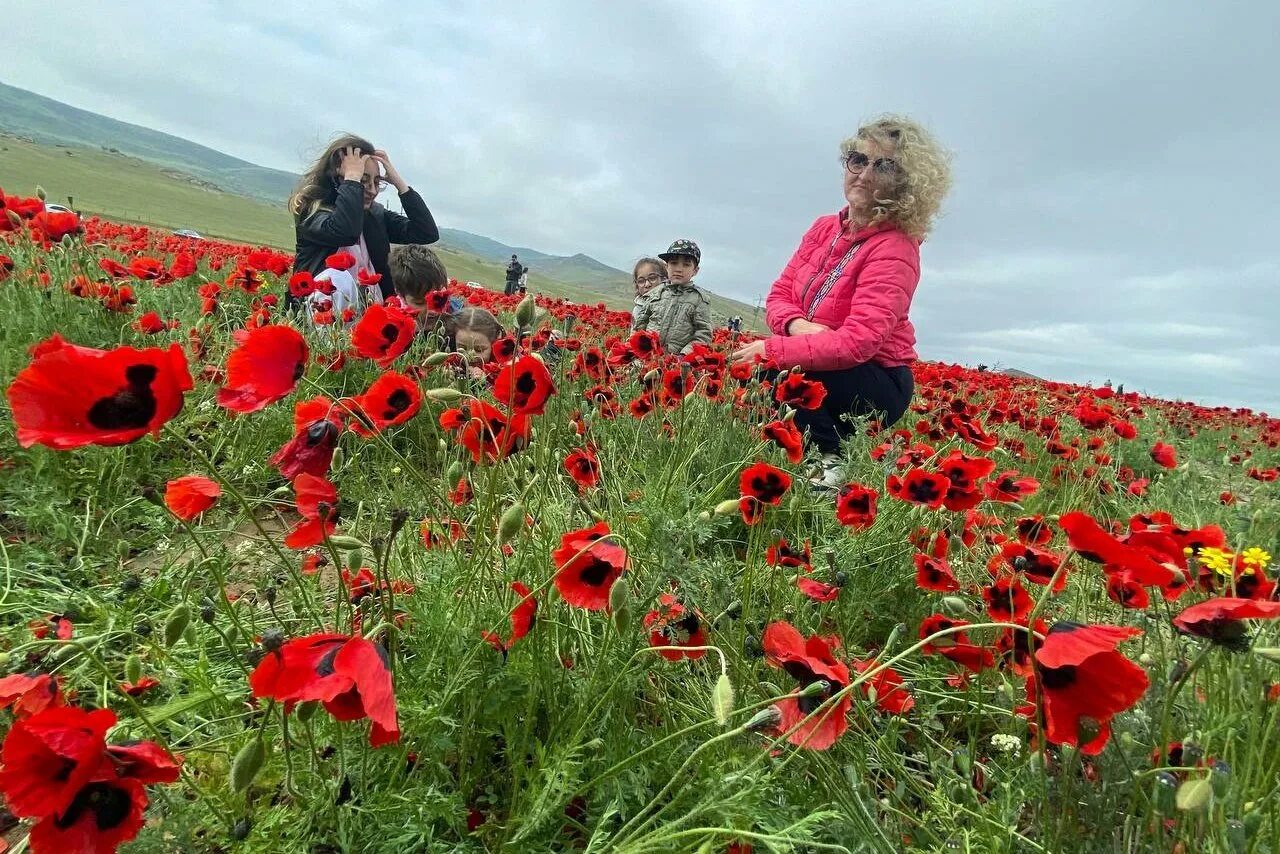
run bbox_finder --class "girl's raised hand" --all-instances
[372,150,407,192]
[339,146,370,182]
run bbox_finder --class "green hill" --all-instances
[0,80,762,325]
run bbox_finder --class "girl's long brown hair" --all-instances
[288,133,376,220]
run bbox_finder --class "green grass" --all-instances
[0,135,762,326]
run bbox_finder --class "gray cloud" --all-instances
[4,0,1277,411]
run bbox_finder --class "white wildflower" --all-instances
[990,734,1021,754]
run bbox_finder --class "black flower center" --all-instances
[55,782,132,831]
[87,364,158,430]
[386,389,411,415]
[1039,664,1076,690]
[578,557,615,587]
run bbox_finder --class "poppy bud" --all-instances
[1153,771,1178,811]
[125,654,143,684]
[36,185,47,201]
[781,406,796,422]
[424,352,452,366]
[134,620,153,638]
[514,293,537,329]
[163,604,192,647]
[744,705,783,732]
[1253,647,1280,663]
[1175,776,1213,812]
[426,387,464,403]
[231,819,252,841]
[743,634,763,658]
[7,211,22,229]
[642,368,660,384]
[1075,715,1101,747]
[200,604,216,624]
[940,596,971,617]
[1210,759,1231,797]
[345,549,364,572]
[295,700,320,723]
[697,511,711,521]
[389,509,410,540]
[331,447,345,470]
[261,628,285,653]
[712,673,735,726]
[1225,819,1247,852]
[713,499,740,515]
[609,580,631,633]
[1242,809,1263,836]
[799,679,831,698]
[498,502,526,544]
[231,737,266,793]
[326,535,367,551]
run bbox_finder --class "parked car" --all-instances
[173,229,203,240]
[43,203,74,214]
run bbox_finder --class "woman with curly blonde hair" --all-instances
[731,115,953,487]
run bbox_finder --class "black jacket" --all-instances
[505,260,526,283]
[292,179,440,301]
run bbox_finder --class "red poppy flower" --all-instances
[439,400,530,464]
[1058,511,1177,588]
[0,673,63,719]
[628,330,660,359]
[760,418,805,464]
[915,553,960,592]
[1030,622,1148,754]
[1172,597,1280,650]
[132,311,167,335]
[288,271,316,298]
[104,740,181,785]
[30,210,82,243]
[886,469,951,510]
[996,619,1048,678]
[564,446,601,491]
[249,633,399,746]
[628,393,656,418]
[919,614,995,673]
[762,621,850,750]
[796,574,840,602]
[216,325,308,414]
[494,354,556,416]
[357,270,382,288]
[28,777,148,854]
[127,256,167,282]
[120,677,161,696]
[351,304,416,366]
[1150,442,1178,469]
[990,542,1067,591]
[740,461,791,505]
[0,705,115,818]
[271,396,344,480]
[325,251,356,271]
[766,539,811,569]
[448,477,474,506]
[936,451,996,492]
[551,521,628,611]
[163,474,221,521]
[29,615,74,641]
[8,338,192,449]
[983,470,1040,503]
[738,496,764,526]
[350,371,421,437]
[484,581,538,654]
[835,483,878,530]
[774,373,827,410]
[1106,572,1151,609]
[420,518,465,550]
[850,659,915,715]
[1015,515,1053,546]
[643,593,708,661]
[491,336,517,362]
[983,576,1034,621]
[284,474,338,549]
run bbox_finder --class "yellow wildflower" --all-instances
[1239,547,1272,572]
[1197,546,1235,579]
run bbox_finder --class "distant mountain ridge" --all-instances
[0,80,633,284]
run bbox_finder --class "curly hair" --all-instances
[840,115,952,240]
[289,133,376,220]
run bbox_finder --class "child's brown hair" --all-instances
[389,244,448,305]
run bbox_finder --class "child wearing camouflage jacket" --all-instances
[632,239,712,355]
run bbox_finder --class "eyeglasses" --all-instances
[844,151,900,177]
[359,175,388,190]
[635,273,664,286]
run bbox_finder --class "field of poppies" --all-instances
[2,190,1280,854]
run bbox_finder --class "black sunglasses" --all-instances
[844,151,900,176]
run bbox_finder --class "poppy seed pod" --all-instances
[35,185,46,201]
[425,387,465,403]
[744,705,783,733]
[712,673,735,726]
[424,352,452,366]
[230,737,266,793]
[514,293,537,329]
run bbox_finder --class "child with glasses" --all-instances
[630,257,668,328]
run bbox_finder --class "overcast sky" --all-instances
[6,1,1278,412]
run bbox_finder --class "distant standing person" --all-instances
[505,254,526,295]
[629,257,668,328]
[633,239,712,355]
[289,134,439,308]
[518,266,529,294]
[730,115,953,488]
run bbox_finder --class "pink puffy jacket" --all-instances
[763,209,920,372]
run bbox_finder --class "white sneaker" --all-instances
[809,454,843,491]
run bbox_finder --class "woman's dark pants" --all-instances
[792,362,914,455]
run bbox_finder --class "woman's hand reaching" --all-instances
[373,150,408,194]
[730,339,767,364]
[338,146,370,182]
